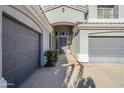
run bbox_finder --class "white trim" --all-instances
[77,54,89,62]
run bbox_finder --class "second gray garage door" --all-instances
[2,15,40,87]
[89,36,124,63]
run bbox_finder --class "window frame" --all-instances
[97,6,114,19]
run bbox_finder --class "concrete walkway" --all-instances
[21,54,67,88]
[82,63,124,88]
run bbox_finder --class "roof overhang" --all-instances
[41,5,88,13]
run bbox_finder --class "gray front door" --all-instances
[89,36,124,63]
[2,15,40,87]
[59,37,67,53]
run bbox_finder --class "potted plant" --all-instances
[44,50,58,67]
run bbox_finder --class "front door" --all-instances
[59,37,67,53]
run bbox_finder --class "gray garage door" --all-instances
[2,15,40,87]
[89,36,124,63]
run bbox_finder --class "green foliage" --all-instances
[44,50,58,63]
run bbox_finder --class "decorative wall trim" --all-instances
[30,6,53,32]
[9,5,43,33]
[3,5,53,33]
[23,5,53,33]
[52,22,75,26]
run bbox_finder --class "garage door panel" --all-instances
[89,36,124,62]
[2,37,16,51]
[2,17,15,37]
[2,15,40,87]
[16,24,29,37]
[15,62,35,86]
[3,51,17,61]
[2,59,16,73]
[16,36,38,50]
[3,68,16,81]
[16,56,28,66]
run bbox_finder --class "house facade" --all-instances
[72,5,124,63]
[0,5,124,88]
[42,5,124,63]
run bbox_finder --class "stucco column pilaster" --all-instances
[77,30,89,62]
[40,34,45,67]
[0,6,7,88]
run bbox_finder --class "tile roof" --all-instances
[73,22,124,30]
[77,22,124,25]
[76,22,124,27]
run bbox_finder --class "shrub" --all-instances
[44,50,58,66]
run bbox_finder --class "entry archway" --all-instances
[54,25,74,54]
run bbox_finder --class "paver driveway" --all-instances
[21,54,67,88]
[82,63,124,88]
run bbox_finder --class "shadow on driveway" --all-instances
[77,76,96,88]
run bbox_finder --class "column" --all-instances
[0,6,7,87]
[77,30,89,62]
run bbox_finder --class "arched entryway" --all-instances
[54,25,74,54]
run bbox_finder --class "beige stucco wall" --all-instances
[44,6,86,24]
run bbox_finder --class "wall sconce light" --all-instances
[62,8,65,13]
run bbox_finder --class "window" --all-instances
[62,32,64,35]
[56,32,58,36]
[56,32,71,36]
[97,5,115,19]
[60,32,62,35]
